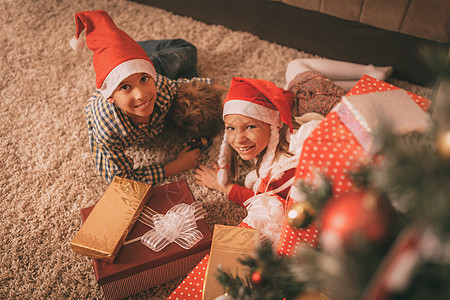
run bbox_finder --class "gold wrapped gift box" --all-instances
[203,225,260,300]
[71,176,152,263]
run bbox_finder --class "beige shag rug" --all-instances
[0,0,433,299]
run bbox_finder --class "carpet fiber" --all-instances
[0,0,433,299]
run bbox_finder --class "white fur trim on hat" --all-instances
[69,36,85,51]
[224,100,283,128]
[99,59,157,99]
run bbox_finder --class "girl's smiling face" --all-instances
[107,73,157,124]
[224,114,271,161]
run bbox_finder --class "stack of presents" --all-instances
[71,76,431,299]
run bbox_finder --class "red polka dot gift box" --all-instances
[79,180,212,300]
[276,75,431,257]
[168,254,210,300]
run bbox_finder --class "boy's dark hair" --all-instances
[168,81,224,138]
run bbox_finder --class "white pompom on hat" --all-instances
[69,10,156,99]
[217,77,293,190]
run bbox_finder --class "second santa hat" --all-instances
[222,77,293,131]
[69,10,156,99]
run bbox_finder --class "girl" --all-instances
[194,77,321,244]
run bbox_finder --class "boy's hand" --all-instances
[194,163,232,195]
[164,147,200,177]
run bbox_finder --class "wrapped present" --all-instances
[203,225,260,300]
[168,224,259,300]
[80,180,212,300]
[338,88,431,152]
[277,75,432,256]
[168,254,210,299]
[71,176,152,263]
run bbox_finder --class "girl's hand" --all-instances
[164,147,200,177]
[194,163,233,195]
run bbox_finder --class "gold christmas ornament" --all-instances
[437,130,450,160]
[286,202,316,229]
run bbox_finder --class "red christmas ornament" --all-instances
[251,271,262,286]
[319,190,396,253]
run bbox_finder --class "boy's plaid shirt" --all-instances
[85,73,211,184]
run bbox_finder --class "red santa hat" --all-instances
[217,77,293,189]
[69,10,156,99]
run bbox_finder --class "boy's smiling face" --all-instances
[107,72,157,124]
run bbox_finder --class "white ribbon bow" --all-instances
[140,202,206,252]
[242,194,285,245]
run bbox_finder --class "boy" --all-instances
[70,10,217,184]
